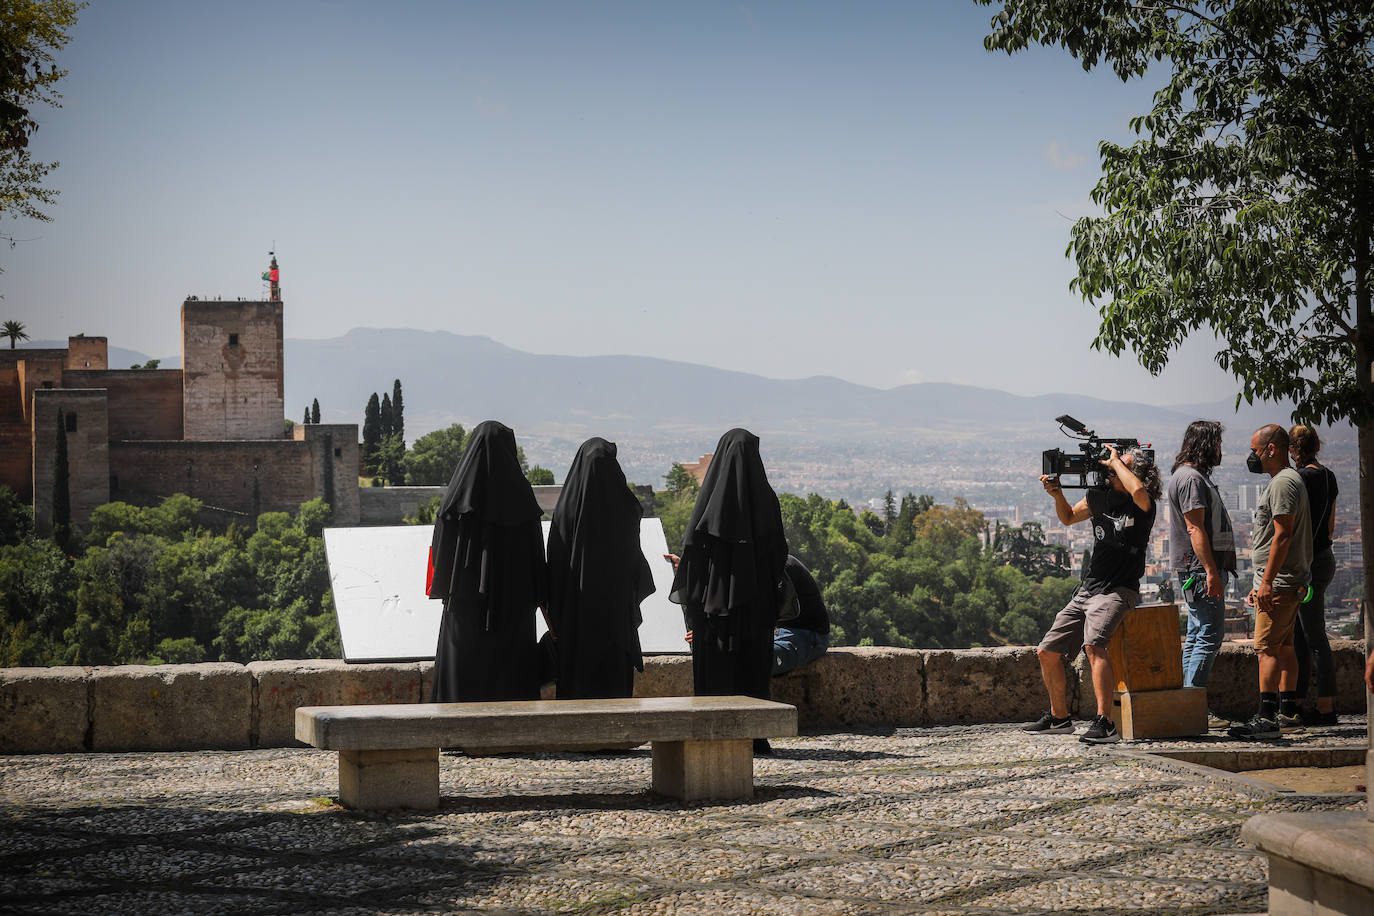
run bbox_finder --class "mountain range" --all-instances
[25,330,1349,497]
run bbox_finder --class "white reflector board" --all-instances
[323,519,687,663]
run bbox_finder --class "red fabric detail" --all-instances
[426,545,435,596]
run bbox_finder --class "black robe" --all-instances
[668,427,788,701]
[427,420,546,702]
[546,437,654,699]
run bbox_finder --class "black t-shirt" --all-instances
[1297,465,1338,553]
[1081,488,1155,596]
[778,556,829,634]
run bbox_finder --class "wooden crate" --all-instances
[1106,602,1183,693]
[1114,687,1208,739]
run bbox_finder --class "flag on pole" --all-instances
[261,269,279,282]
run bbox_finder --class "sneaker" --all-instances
[1207,712,1231,730]
[1227,715,1280,739]
[1079,715,1121,744]
[1277,713,1305,734]
[1023,712,1074,734]
[1299,709,1339,727]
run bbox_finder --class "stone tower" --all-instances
[180,255,285,440]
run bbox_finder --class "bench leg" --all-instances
[651,738,753,802]
[338,748,439,810]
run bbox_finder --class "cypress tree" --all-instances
[53,409,71,549]
[362,393,381,475]
[311,398,320,425]
[391,379,404,442]
[379,393,394,441]
[303,406,310,425]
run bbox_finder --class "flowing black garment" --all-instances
[547,438,654,699]
[427,420,546,702]
[669,427,788,701]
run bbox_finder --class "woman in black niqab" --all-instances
[427,420,546,702]
[547,437,654,699]
[669,427,788,701]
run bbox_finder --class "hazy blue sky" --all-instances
[5,0,1240,405]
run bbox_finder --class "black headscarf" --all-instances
[669,427,788,653]
[427,419,543,625]
[546,437,654,698]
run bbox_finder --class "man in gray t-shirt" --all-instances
[1227,424,1312,740]
[1165,421,1237,694]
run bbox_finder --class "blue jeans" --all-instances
[1181,578,1226,688]
[773,627,828,676]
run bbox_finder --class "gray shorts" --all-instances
[1037,587,1139,655]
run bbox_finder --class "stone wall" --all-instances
[31,388,109,535]
[62,369,183,440]
[359,486,441,525]
[1,642,1365,754]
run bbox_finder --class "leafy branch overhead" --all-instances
[0,1,83,223]
[981,0,1374,428]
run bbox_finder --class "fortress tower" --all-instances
[181,254,285,440]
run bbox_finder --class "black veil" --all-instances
[669,427,787,699]
[427,420,546,702]
[546,437,654,698]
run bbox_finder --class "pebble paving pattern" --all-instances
[0,722,1365,914]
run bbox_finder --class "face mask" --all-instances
[1246,450,1265,474]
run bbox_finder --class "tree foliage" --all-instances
[361,392,381,475]
[3,318,28,347]
[0,0,82,224]
[980,0,1374,628]
[403,423,466,486]
[0,489,340,666]
[526,465,555,486]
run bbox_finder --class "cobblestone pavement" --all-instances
[0,722,1366,915]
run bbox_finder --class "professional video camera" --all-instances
[1042,415,1154,489]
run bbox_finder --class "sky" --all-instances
[4,0,1243,406]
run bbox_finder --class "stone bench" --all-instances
[295,695,798,810]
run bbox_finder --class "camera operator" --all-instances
[1024,444,1159,744]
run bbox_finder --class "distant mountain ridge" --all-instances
[23,330,1349,487]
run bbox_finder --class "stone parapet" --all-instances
[0,666,89,753]
[0,643,1365,754]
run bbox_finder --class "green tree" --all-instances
[0,484,33,546]
[129,358,159,370]
[3,319,28,348]
[981,0,1374,626]
[311,397,320,425]
[361,392,381,475]
[663,462,699,497]
[302,405,310,425]
[403,423,466,486]
[0,0,83,225]
[390,379,403,441]
[51,408,69,549]
[526,465,554,486]
[882,490,897,534]
[376,434,406,486]
[379,392,394,440]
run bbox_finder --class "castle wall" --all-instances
[64,336,108,370]
[292,423,361,525]
[0,348,67,371]
[62,369,183,440]
[109,440,318,523]
[31,388,110,536]
[17,356,63,424]
[0,420,31,500]
[181,300,284,441]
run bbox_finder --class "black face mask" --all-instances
[1246,450,1265,474]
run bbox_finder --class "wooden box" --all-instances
[1106,602,1183,693]
[1114,687,1208,739]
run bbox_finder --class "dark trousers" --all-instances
[1293,548,1338,700]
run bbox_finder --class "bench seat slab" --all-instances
[339,748,439,810]
[652,738,753,802]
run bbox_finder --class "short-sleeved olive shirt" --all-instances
[1251,466,1312,591]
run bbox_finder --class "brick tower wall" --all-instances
[31,388,110,536]
[181,300,284,441]
[293,423,361,525]
[62,369,183,440]
[64,336,108,370]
